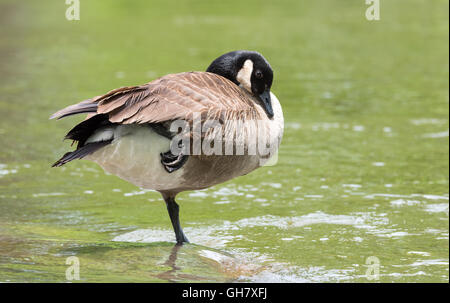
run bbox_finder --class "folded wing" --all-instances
[51,72,262,124]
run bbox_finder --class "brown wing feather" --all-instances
[51,72,262,123]
[51,72,265,149]
[95,72,262,124]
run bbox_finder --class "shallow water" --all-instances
[0,0,448,282]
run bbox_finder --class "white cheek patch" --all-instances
[236,59,253,93]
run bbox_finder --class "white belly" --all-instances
[86,125,184,191]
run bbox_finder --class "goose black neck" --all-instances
[206,51,252,86]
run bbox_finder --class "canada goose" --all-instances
[51,50,284,244]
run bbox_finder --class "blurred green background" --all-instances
[0,0,448,282]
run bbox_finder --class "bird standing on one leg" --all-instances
[51,50,284,244]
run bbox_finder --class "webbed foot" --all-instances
[161,150,188,173]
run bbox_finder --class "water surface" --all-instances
[0,0,448,282]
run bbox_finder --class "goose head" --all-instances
[206,50,274,118]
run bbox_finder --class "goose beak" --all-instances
[259,89,274,118]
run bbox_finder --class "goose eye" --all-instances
[255,70,263,79]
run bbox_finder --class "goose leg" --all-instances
[160,150,188,173]
[163,195,189,244]
[150,124,189,173]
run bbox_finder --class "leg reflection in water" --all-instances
[156,244,182,282]
[156,244,207,282]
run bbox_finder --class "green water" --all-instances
[0,0,448,282]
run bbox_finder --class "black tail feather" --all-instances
[52,140,112,167]
[64,114,112,145]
